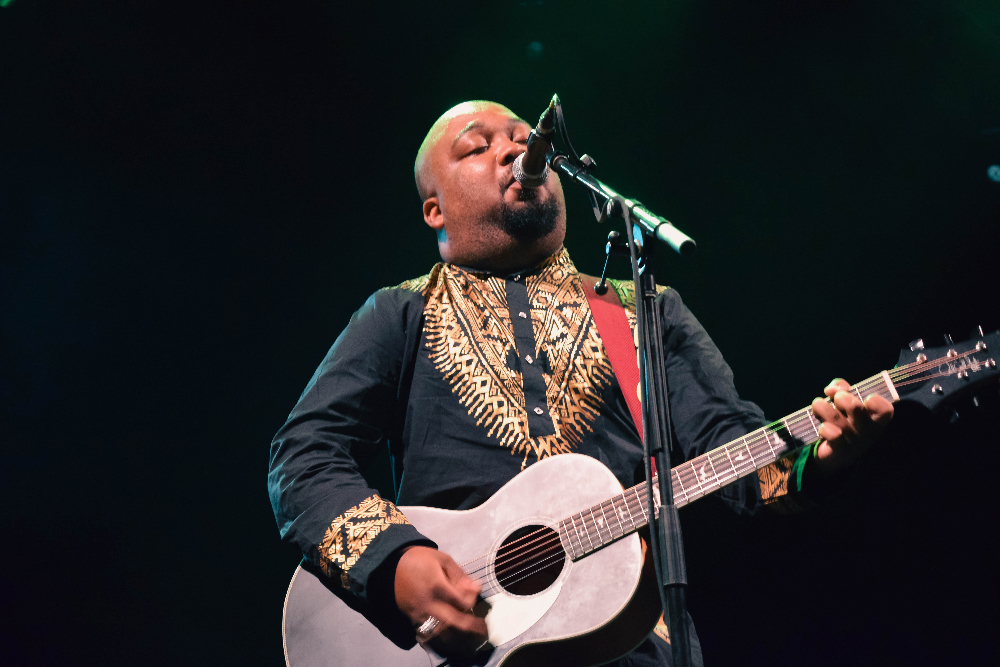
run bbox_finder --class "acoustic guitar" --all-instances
[283,330,998,667]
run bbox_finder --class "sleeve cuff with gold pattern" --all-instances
[756,444,855,513]
[315,494,436,598]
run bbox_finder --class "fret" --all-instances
[620,491,636,530]
[780,419,793,453]
[581,512,596,551]
[695,454,718,493]
[708,447,733,489]
[718,448,739,485]
[598,501,617,541]
[555,367,909,564]
[717,448,737,485]
[558,520,578,560]
[584,510,599,550]
[672,467,691,504]
[682,460,705,498]
[588,507,606,545]
[571,514,594,554]
[742,435,758,467]
[722,444,740,481]
[763,427,778,459]
[703,451,721,489]
[568,520,583,560]
[633,485,649,522]
[794,410,818,442]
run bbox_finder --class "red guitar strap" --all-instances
[580,274,643,442]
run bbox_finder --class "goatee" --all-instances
[484,191,560,243]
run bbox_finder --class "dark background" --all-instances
[2,1,999,665]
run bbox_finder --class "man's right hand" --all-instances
[394,545,489,656]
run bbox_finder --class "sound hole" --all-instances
[494,524,566,596]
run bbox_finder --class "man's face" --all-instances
[418,102,567,269]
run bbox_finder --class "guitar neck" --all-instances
[557,370,899,560]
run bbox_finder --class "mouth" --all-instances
[503,174,541,199]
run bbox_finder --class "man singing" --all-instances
[268,101,893,666]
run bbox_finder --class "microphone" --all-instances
[511,97,557,188]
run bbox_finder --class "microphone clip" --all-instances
[594,228,635,295]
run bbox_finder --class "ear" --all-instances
[422,196,443,231]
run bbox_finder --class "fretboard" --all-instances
[556,371,898,561]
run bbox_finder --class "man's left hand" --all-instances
[810,378,894,474]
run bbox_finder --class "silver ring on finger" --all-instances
[416,615,440,639]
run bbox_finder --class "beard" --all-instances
[482,186,560,243]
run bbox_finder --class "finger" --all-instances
[811,397,844,425]
[816,420,842,442]
[835,392,872,436]
[425,602,489,653]
[833,389,865,419]
[442,556,482,609]
[824,378,850,398]
[864,394,894,424]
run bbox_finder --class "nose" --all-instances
[496,136,525,167]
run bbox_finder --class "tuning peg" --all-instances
[909,338,925,351]
[949,408,960,424]
[972,325,985,338]
[944,333,955,345]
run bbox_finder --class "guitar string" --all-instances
[460,359,963,579]
[889,349,979,380]
[474,350,990,590]
[465,402,846,579]
[487,353,986,586]
[461,374,887,572]
[894,368,976,387]
[489,538,565,582]
[470,418,837,583]
[462,407,840,578]
[490,549,568,590]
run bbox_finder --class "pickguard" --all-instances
[484,579,564,647]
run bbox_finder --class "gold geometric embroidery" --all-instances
[317,495,410,588]
[396,273,431,293]
[608,278,638,331]
[653,612,671,644]
[757,456,792,501]
[756,456,806,514]
[420,250,615,468]
[607,278,670,334]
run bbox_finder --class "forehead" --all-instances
[445,108,525,140]
[425,103,526,156]
[414,101,528,196]
[435,107,527,153]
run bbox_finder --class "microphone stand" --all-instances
[548,138,696,667]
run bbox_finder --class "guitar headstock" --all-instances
[893,329,1000,412]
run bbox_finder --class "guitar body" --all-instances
[283,454,662,667]
[283,328,1000,666]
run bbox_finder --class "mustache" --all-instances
[499,173,539,199]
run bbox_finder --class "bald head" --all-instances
[414,101,521,200]
[412,99,566,273]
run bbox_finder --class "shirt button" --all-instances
[518,311,527,318]
[525,354,534,364]
[533,407,544,415]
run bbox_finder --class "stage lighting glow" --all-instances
[988,165,1000,183]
